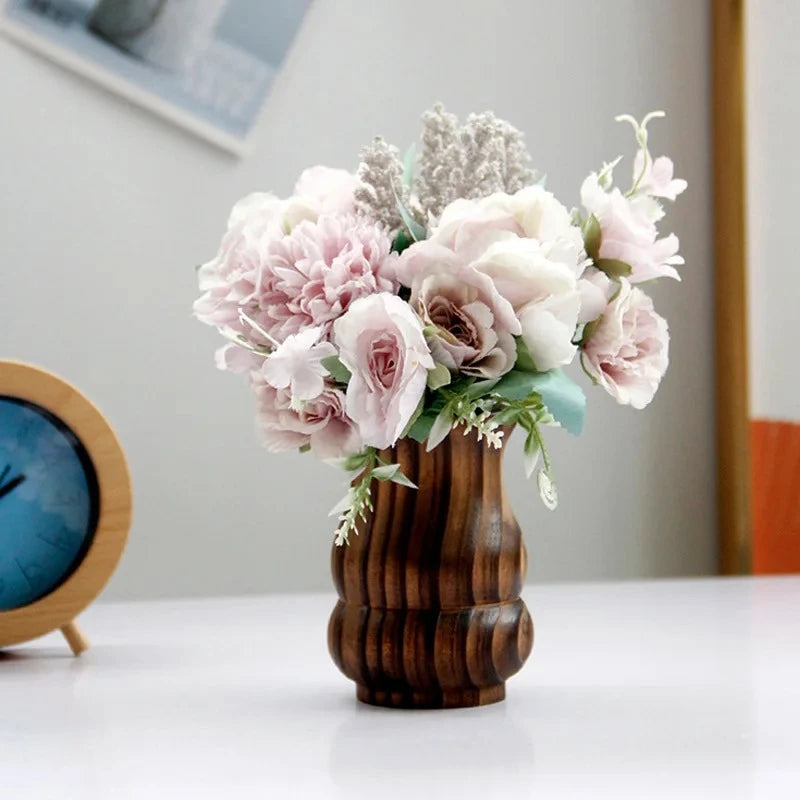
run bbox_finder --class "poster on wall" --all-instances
[0,0,312,155]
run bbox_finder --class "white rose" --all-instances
[471,237,581,371]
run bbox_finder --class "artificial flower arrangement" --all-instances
[194,106,686,545]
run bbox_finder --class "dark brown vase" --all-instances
[328,429,534,709]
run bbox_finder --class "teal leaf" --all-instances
[493,369,585,435]
[396,198,426,242]
[402,143,416,189]
[321,355,352,384]
[492,370,542,401]
[527,369,586,436]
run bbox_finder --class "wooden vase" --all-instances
[328,429,534,709]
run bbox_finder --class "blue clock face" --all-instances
[0,396,99,611]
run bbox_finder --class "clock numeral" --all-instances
[15,558,45,591]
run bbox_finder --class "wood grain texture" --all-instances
[0,361,132,652]
[712,0,753,574]
[60,621,90,656]
[328,430,533,709]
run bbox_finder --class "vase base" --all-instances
[356,683,505,709]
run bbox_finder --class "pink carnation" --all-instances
[195,211,399,372]
[581,280,669,409]
[257,214,399,342]
[580,173,684,283]
[251,373,361,460]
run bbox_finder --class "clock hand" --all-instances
[0,464,9,485]
[0,473,26,501]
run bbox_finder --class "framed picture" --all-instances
[712,0,799,574]
[0,0,312,155]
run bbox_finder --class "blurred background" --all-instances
[1,0,717,600]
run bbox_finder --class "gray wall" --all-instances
[0,0,715,600]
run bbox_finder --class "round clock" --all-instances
[0,362,132,655]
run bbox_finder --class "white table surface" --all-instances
[1,577,799,799]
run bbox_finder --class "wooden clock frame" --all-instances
[0,361,132,654]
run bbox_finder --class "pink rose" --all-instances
[333,293,434,449]
[251,374,361,460]
[580,173,684,283]
[581,280,669,409]
[400,241,520,378]
[398,186,588,372]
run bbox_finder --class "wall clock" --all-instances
[0,361,132,655]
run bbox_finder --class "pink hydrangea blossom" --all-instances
[581,280,669,409]
[334,293,433,449]
[251,373,361,460]
[257,214,399,342]
[194,167,372,373]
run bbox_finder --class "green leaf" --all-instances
[407,411,436,443]
[583,214,602,260]
[396,198,426,242]
[514,336,537,372]
[390,470,417,489]
[426,362,452,391]
[298,443,311,454]
[492,406,523,426]
[465,377,500,400]
[426,405,455,451]
[391,230,413,254]
[371,464,401,481]
[595,258,632,278]
[406,394,447,443]
[341,451,371,472]
[523,426,541,478]
[402,143,416,189]
[321,355,352,384]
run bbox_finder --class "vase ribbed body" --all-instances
[328,430,533,708]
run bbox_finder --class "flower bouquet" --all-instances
[194,105,686,707]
